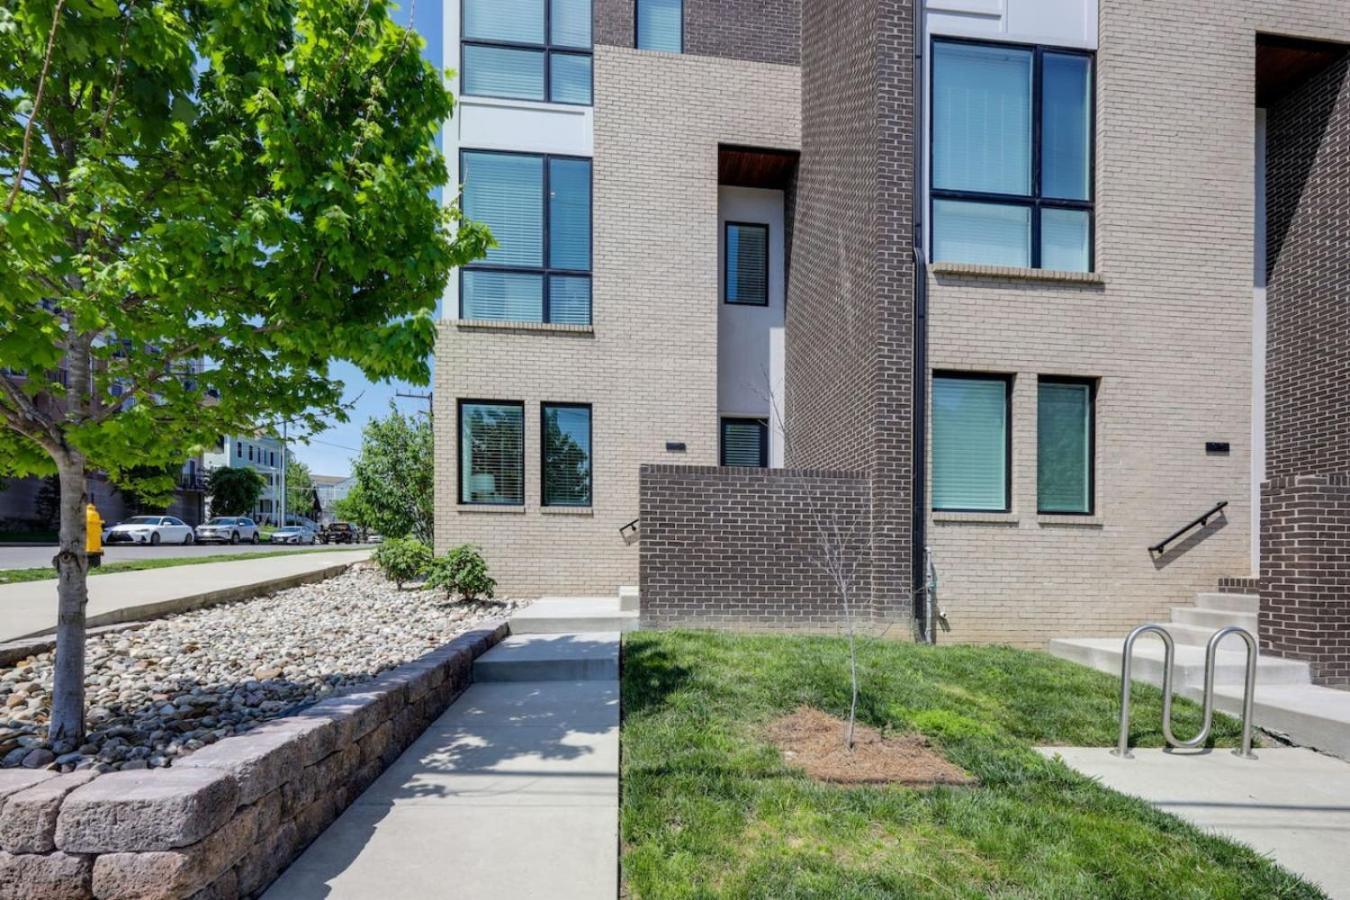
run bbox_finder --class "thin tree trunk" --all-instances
[49,454,88,745]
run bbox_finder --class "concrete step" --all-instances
[473,633,620,683]
[1048,637,1311,688]
[510,597,639,635]
[1194,681,1350,761]
[618,586,640,613]
[1194,592,1260,614]
[1161,622,1230,647]
[1171,607,1259,632]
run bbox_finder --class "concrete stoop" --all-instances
[509,593,641,634]
[473,632,621,682]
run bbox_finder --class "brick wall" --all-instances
[639,465,874,630]
[1261,476,1350,685]
[595,0,800,66]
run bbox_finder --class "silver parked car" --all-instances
[269,525,317,545]
[195,516,261,545]
[104,515,195,546]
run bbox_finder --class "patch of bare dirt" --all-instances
[765,707,976,787]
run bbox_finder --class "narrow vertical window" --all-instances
[459,401,525,505]
[542,404,592,506]
[931,374,1010,512]
[1038,378,1094,514]
[720,418,768,467]
[724,223,769,306]
[637,0,682,53]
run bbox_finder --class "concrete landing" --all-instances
[1048,636,1311,687]
[265,679,620,899]
[510,597,640,634]
[1041,746,1350,898]
[474,632,621,682]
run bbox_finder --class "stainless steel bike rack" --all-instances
[1114,624,1258,759]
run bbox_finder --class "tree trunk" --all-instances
[49,456,89,745]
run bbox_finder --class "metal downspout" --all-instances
[911,1,932,643]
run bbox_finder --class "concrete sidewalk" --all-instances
[0,550,369,643]
[1042,746,1350,898]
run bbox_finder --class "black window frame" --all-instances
[457,399,527,507]
[929,37,1096,272]
[723,221,770,307]
[930,371,1014,514]
[458,149,594,325]
[635,0,684,53]
[1036,375,1096,516]
[540,402,594,508]
[719,417,769,468]
[460,0,594,106]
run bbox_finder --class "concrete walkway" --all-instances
[1042,746,1350,898]
[265,632,620,899]
[0,550,369,643]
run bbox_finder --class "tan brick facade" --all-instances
[434,47,800,597]
[928,2,1350,646]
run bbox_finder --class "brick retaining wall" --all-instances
[0,623,507,899]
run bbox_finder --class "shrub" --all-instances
[425,544,496,601]
[371,537,432,588]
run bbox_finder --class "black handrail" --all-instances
[1149,501,1227,555]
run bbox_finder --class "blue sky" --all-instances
[291,0,444,477]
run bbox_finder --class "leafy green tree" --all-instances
[206,466,265,518]
[284,457,316,522]
[0,0,490,742]
[349,405,433,542]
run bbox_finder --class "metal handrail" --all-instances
[1148,500,1227,555]
[1114,624,1257,759]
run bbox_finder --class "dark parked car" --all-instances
[320,522,357,545]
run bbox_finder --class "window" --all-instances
[462,0,593,105]
[724,223,769,306]
[459,401,525,505]
[248,445,254,462]
[931,374,1010,512]
[542,404,592,506]
[235,442,242,458]
[460,151,592,325]
[1038,378,1094,514]
[931,40,1094,271]
[636,0,682,52]
[720,418,768,467]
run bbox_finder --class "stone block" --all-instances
[252,714,340,768]
[57,769,238,853]
[90,806,257,900]
[177,725,302,805]
[0,770,97,854]
[0,850,93,900]
[185,867,236,900]
[358,721,392,768]
[0,770,57,806]
[234,821,297,897]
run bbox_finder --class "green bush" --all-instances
[425,544,496,601]
[371,537,432,588]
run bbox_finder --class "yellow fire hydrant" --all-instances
[86,504,103,569]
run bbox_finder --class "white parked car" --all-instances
[104,516,195,546]
[195,516,260,545]
[269,525,317,545]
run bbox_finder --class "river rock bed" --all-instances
[0,565,523,772]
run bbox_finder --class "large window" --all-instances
[459,401,525,505]
[1038,378,1094,514]
[637,0,683,53]
[931,374,1010,512]
[724,223,769,306]
[462,0,593,105]
[542,404,592,506]
[931,40,1094,272]
[720,418,768,467]
[460,151,592,325]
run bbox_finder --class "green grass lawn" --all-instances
[622,630,1320,899]
[0,547,353,586]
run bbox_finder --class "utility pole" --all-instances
[279,419,287,527]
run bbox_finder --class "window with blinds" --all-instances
[725,223,769,306]
[931,375,1010,511]
[543,404,592,506]
[720,418,768,467]
[1038,379,1094,514]
[637,0,682,53]
[462,0,593,105]
[459,401,525,505]
[931,39,1094,272]
[460,151,592,325]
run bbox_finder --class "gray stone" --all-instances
[0,768,57,804]
[250,714,338,768]
[20,748,54,769]
[56,768,238,853]
[0,849,92,900]
[235,821,297,896]
[0,770,98,853]
[177,726,301,805]
[91,805,257,900]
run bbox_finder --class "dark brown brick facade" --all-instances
[639,465,874,629]
[1261,48,1350,684]
[594,0,800,66]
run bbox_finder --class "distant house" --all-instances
[203,434,286,524]
[312,474,356,525]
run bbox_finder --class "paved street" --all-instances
[0,541,373,570]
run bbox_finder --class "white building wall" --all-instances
[717,186,787,420]
[926,0,1098,50]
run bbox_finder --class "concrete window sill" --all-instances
[541,507,594,516]
[455,505,526,514]
[932,511,1020,525]
[1037,514,1104,527]
[930,261,1105,285]
[453,319,594,335]
[458,95,591,117]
